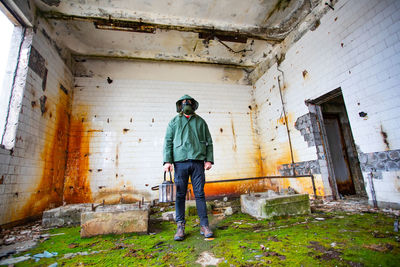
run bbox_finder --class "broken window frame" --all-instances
[0,3,33,150]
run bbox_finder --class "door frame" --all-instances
[323,113,356,195]
[306,88,343,200]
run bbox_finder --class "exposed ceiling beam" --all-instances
[73,53,257,69]
[38,11,283,43]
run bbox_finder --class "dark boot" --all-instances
[174,222,185,241]
[200,225,213,238]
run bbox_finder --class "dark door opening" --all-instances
[323,114,355,195]
[309,88,366,198]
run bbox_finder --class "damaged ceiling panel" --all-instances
[34,0,321,67]
[45,20,269,66]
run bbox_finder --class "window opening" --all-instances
[0,10,15,140]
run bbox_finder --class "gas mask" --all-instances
[182,102,194,115]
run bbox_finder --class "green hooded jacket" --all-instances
[163,95,214,164]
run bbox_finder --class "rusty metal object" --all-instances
[94,20,156,33]
[368,172,378,209]
[91,199,105,211]
[152,174,318,198]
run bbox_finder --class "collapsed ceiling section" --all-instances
[34,0,322,68]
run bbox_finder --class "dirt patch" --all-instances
[363,243,394,252]
[307,241,342,261]
[263,251,286,260]
[267,236,280,242]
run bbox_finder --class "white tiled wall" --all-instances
[0,26,73,225]
[70,60,257,203]
[253,0,400,203]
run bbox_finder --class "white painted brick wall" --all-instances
[253,0,400,203]
[0,26,73,225]
[71,60,256,202]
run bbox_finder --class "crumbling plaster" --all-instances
[35,0,319,40]
[27,0,327,68]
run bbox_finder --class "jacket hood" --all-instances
[176,94,199,113]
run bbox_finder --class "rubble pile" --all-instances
[312,196,400,216]
[0,220,45,259]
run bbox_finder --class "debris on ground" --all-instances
[33,250,58,262]
[311,196,400,216]
[0,221,43,246]
[224,206,233,216]
[161,211,175,221]
[195,251,223,266]
[0,196,398,266]
[63,250,103,259]
[363,243,394,252]
[0,221,45,259]
[0,240,37,258]
[0,255,31,265]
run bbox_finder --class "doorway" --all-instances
[309,88,366,198]
[323,114,355,195]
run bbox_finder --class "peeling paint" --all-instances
[380,125,390,150]
[231,117,237,152]
[39,95,47,115]
[94,181,151,203]
[40,0,61,7]
[277,112,293,126]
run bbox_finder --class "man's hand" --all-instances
[204,161,212,170]
[164,163,173,172]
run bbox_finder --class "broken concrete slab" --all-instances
[0,240,37,258]
[80,204,150,238]
[0,255,31,265]
[42,204,93,228]
[241,193,311,219]
[161,211,175,221]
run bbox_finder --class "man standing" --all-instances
[163,95,214,241]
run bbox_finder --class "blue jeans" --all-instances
[174,160,209,226]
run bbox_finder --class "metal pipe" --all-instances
[152,174,318,197]
[199,175,317,197]
[368,171,378,209]
[311,175,317,197]
[276,63,296,175]
[203,175,313,184]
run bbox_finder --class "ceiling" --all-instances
[33,0,322,68]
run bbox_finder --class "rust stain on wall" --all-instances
[63,108,93,204]
[248,107,268,178]
[263,143,296,176]
[93,181,151,204]
[231,117,237,152]
[17,87,70,220]
[187,179,278,199]
[115,143,119,170]
[277,112,293,126]
[380,125,390,150]
[302,70,309,80]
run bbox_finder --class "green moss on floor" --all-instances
[10,208,400,266]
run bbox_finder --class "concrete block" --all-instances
[241,193,310,219]
[161,211,175,221]
[42,204,92,228]
[80,204,150,238]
